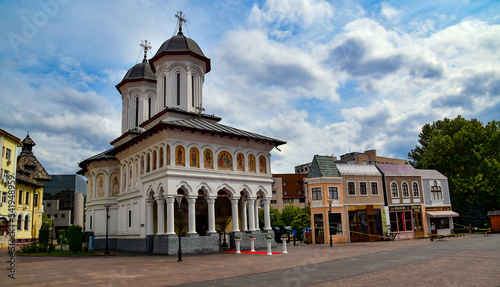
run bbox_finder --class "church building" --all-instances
[78,12,286,254]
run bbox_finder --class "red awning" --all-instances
[426,211,459,218]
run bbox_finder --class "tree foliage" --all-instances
[408,116,500,220]
[281,204,302,226]
[67,225,82,253]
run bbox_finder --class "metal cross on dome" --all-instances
[175,11,187,35]
[140,40,151,62]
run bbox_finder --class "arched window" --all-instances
[391,182,398,198]
[412,182,419,197]
[176,73,181,105]
[153,150,157,170]
[147,153,151,172]
[191,75,195,107]
[163,75,167,107]
[148,97,152,119]
[24,214,30,230]
[128,162,132,188]
[402,182,409,197]
[167,145,171,166]
[17,214,22,230]
[135,97,139,127]
[159,147,164,168]
[141,155,145,174]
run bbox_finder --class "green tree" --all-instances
[41,213,52,230]
[281,204,302,226]
[408,116,500,220]
[291,213,311,242]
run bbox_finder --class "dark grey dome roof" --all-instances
[154,34,206,58]
[116,60,157,91]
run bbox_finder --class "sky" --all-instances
[0,0,499,176]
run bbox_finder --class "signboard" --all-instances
[389,205,422,212]
[426,206,451,212]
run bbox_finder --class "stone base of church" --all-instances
[94,238,117,250]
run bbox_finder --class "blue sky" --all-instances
[1,0,499,175]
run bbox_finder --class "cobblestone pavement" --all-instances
[2,234,499,286]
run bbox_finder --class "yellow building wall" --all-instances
[309,181,346,244]
[1,135,20,219]
[15,183,43,241]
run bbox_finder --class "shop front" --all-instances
[348,205,383,242]
[388,205,424,239]
[425,206,458,236]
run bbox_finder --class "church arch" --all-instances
[215,184,236,197]
[175,181,193,196]
[109,172,120,197]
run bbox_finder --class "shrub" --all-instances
[20,243,38,253]
[67,225,82,253]
[39,228,49,245]
[57,229,66,244]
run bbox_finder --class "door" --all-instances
[314,214,324,244]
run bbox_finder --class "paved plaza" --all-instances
[2,234,499,286]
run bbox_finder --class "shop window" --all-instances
[347,182,355,196]
[391,182,398,198]
[311,187,322,200]
[412,182,419,197]
[360,182,367,196]
[371,182,378,195]
[328,213,343,235]
[390,211,413,232]
[328,187,338,200]
[402,182,409,197]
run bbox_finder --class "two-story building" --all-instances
[336,164,384,242]
[0,129,23,248]
[376,164,424,239]
[417,169,458,236]
[306,155,345,244]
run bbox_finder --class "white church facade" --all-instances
[78,13,286,253]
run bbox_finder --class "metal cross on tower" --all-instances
[140,40,151,62]
[175,11,187,35]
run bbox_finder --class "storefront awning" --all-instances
[426,211,459,218]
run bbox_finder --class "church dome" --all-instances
[150,31,211,73]
[116,59,156,91]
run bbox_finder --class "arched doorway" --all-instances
[195,189,208,236]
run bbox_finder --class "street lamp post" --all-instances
[175,194,184,262]
[327,199,333,247]
[104,204,110,255]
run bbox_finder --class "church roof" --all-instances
[307,155,341,178]
[116,60,157,92]
[16,134,52,186]
[77,148,117,175]
[150,33,211,73]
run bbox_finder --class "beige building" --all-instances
[336,150,407,165]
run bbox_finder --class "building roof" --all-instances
[77,148,116,175]
[115,60,157,91]
[150,32,211,73]
[307,155,341,178]
[0,128,23,147]
[488,210,500,216]
[336,164,381,176]
[416,169,447,179]
[376,164,419,176]
[16,134,52,186]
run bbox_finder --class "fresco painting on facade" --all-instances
[190,148,199,168]
[204,149,213,169]
[237,153,244,172]
[218,151,232,170]
[259,156,266,174]
[176,146,185,166]
[249,155,256,173]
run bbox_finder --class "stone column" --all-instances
[255,199,260,230]
[263,198,271,230]
[231,198,240,232]
[166,197,175,235]
[240,200,247,232]
[117,205,122,234]
[207,197,216,234]
[156,198,165,234]
[146,200,154,235]
[187,196,197,235]
[248,199,256,231]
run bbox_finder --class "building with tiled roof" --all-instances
[78,13,285,254]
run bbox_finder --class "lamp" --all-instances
[104,204,111,255]
[327,199,333,247]
[175,194,184,262]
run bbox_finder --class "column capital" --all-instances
[156,198,165,205]
[165,197,175,203]
[230,198,240,204]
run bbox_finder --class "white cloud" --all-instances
[380,2,401,23]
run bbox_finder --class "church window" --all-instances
[248,155,256,173]
[176,73,181,105]
[259,156,267,174]
[128,163,132,188]
[191,75,195,107]
[141,156,145,174]
[175,146,185,166]
[128,210,132,228]
[135,97,139,127]
[237,153,245,172]
[204,149,213,169]
[217,151,233,171]
[148,97,152,119]
[159,147,164,168]
[153,150,157,170]
[163,75,167,107]
[190,147,199,168]
[122,168,126,191]
[147,153,151,172]
[167,145,171,166]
